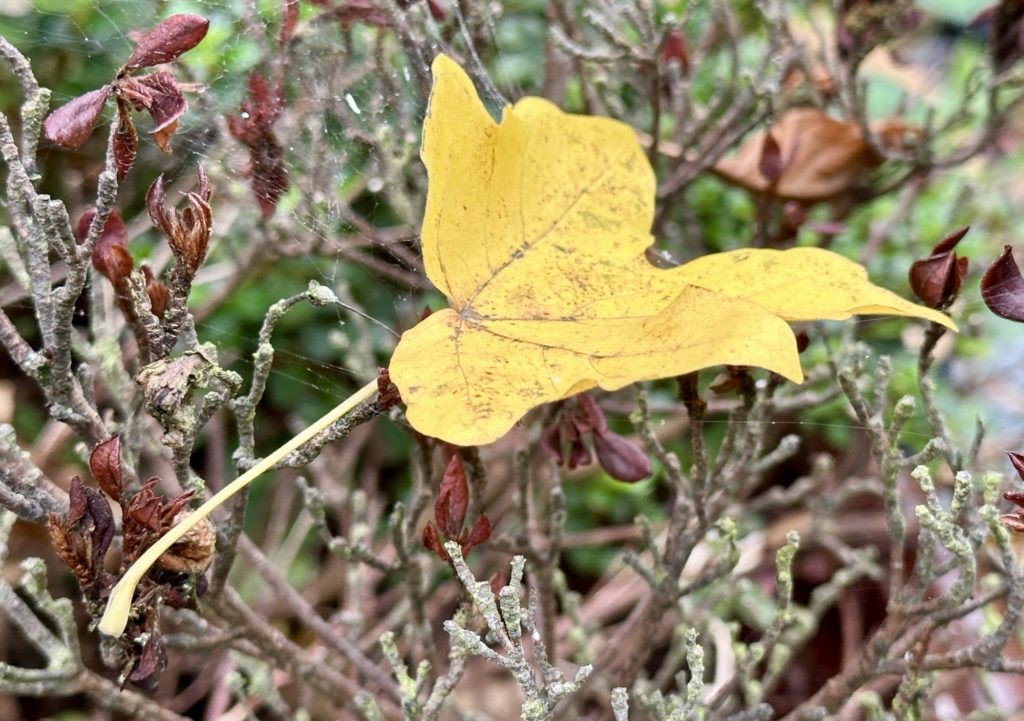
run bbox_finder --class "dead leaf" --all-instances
[388,56,952,446]
[713,108,918,201]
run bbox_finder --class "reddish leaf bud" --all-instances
[1004,490,1024,509]
[932,225,970,254]
[43,86,112,148]
[146,169,213,278]
[136,71,187,152]
[981,245,1024,322]
[141,265,170,317]
[462,515,492,555]
[78,209,134,288]
[113,98,138,179]
[89,435,124,503]
[127,632,168,689]
[422,523,446,560]
[426,0,446,21]
[660,29,689,75]
[227,71,289,217]
[123,14,210,71]
[280,0,300,49]
[592,429,651,482]
[541,420,564,464]
[333,0,391,29]
[1009,451,1024,482]
[435,454,469,539]
[575,393,608,435]
[909,226,969,310]
[567,439,592,470]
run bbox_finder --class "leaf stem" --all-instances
[97,378,380,636]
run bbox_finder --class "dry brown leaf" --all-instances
[712,108,914,201]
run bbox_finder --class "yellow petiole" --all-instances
[98,378,380,636]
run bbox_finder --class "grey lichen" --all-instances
[444,543,593,720]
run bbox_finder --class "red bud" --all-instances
[660,29,689,74]
[141,265,169,317]
[592,429,651,482]
[422,523,446,560]
[462,515,492,554]
[435,454,469,539]
[1009,451,1024,482]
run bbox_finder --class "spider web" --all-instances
[0,0,1021,454]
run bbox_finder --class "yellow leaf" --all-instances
[673,247,956,326]
[389,55,954,447]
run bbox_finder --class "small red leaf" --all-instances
[1005,490,1024,509]
[43,87,112,148]
[124,14,210,70]
[435,454,469,539]
[1009,452,1024,483]
[981,245,1024,322]
[592,429,651,482]
[137,72,186,152]
[128,632,167,689]
[227,71,289,217]
[567,440,592,470]
[575,393,608,434]
[541,421,563,464]
[280,0,299,49]
[89,435,123,503]
[141,265,170,317]
[83,486,115,567]
[146,175,169,230]
[909,253,958,309]
[128,479,165,532]
[75,207,124,247]
[78,209,133,287]
[112,99,138,179]
[932,225,970,255]
[660,29,689,75]
[67,476,88,525]
[422,523,446,560]
[462,515,492,554]
[426,0,445,21]
[333,0,391,29]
